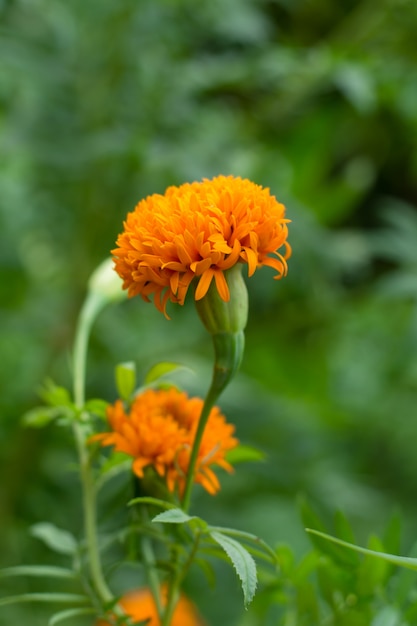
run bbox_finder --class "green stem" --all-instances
[72,293,116,608]
[181,330,244,513]
[181,384,220,513]
[139,509,163,620]
[160,554,182,626]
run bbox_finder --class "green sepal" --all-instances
[211,330,245,396]
[194,264,248,335]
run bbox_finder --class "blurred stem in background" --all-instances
[72,260,126,616]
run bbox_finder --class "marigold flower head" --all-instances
[96,587,204,626]
[91,387,238,496]
[112,175,291,316]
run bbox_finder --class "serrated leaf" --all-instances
[0,593,88,607]
[0,565,76,579]
[84,398,109,419]
[225,445,265,465]
[144,362,186,385]
[30,523,77,556]
[39,380,72,407]
[208,525,277,564]
[152,508,197,524]
[115,362,136,401]
[210,530,257,607]
[48,607,96,625]
[306,529,417,572]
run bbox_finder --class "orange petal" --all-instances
[213,270,230,302]
[195,269,214,300]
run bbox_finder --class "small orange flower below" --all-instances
[96,587,204,626]
[91,388,238,496]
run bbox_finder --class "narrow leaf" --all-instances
[144,362,186,385]
[22,406,64,428]
[48,607,96,625]
[0,565,76,580]
[30,523,77,556]
[128,496,176,510]
[210,530,257,607]
[115,361,136,401]
[152,509,197,524]
[306,529,417,572]
[0,593,88,607]
[225,445,265,465]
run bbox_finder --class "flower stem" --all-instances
[72,293,116,607]
[181,384,220,513]
[181,330,244,513]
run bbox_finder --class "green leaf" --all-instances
[115,361,136,401]
[84,398,109,419]
[152,509,197,525]
[208,525,277,564]
[333,510,360,567]
[144,362,187,385]
[39,379,72,407]
[370,606,402,626]
[96,452,131,490]
[210,530,257,608]
[22,406,65,428]
[48,607,96,625]
[357,534,390,596]
[225,444,265,465]
[306,529,417,572]
[0,565,76,580]
[128,496,177,510]
[30,523,77,556]
[0,593,89,607]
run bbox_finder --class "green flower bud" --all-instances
[195,264,248,396]
[194,264,248,336]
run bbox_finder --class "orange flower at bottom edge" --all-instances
[96,587,205,626]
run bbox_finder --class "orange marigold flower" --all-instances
[96,587,204,626]
[112,175,291,316]
[92,388,238,496]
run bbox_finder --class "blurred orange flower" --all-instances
[113,175,290,316]
[96,587,204,626]
[92,388,238,495]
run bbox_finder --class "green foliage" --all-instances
[2,0,417,623]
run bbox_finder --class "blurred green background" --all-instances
[1,0,417,623]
